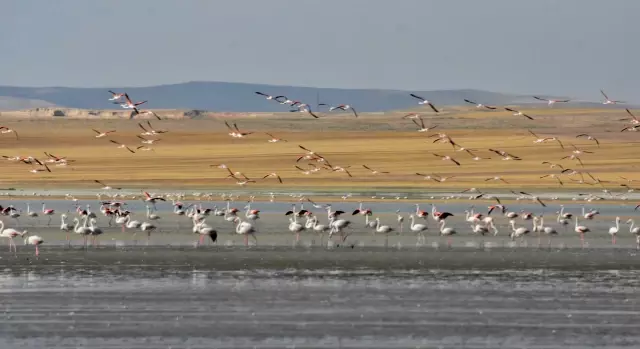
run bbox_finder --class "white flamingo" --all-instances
[288,215,305,244]
[539,215,558,248]
[626,219,640,250]
[140,221,157,245]
[374,217,394,247]
[234,217,257,246]
[311,216,330,245]
[556,210,569,233]
[574,216,590,248]
[23,234,43,257]
[396,210,404,233]
[73,217,91,247]
[26,203,38,219]
[509,220,530,245]
[409,214,428,245]
[439,220,457,248]
[0,220,25,254]
[328,216,351,242]
[194,220,217,247]
[608,216,620,245]
[60,214,74,246]
[146,206,160,221]
[88,218,103,246]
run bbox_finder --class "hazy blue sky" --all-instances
[1,0,638,101]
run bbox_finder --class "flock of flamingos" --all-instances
[1,89,640,257]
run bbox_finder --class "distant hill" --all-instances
[0,81,607,112]
[0,96,57,111]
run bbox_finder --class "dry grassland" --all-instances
[0,107,638,192]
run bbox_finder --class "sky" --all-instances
[1,0,639,101]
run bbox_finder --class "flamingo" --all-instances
[23,234,43,257]
[608,216,620,245]
[438,220,457,248]
[556,210,569,233]
[396,210,404,233]
[415,204,429,219]
[408,214,428,245]
[374,217,394,247]
[509,220,530,245]
[582,206,599,220]
[328,215,351,242]
[140,222,157,245]
[288,215,305,244]
[600,89,624,105]
[245,203,260,221]
[574,216,590,248]
[539,216,558,248]
[26,203,38,220]
[194,220,217,247]
[41,203,55,226]
[311,216,330,245]
[533,96,570,106]
[108,90,125,101]
[114,93,147,109]
[60,214,74,246]
[409,93,439,113]
[234,217,257,246]
[88,218,103,246]
[626,219,640,250]
[124,215,142,233]
[432,204,454,222]
[146,206,160,221]
[92,129,116,138]
[73,217,91,247]
[0,220,25,254]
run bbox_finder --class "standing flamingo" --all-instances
[41,203,55,226]
[234,217,257,246]
[408,214,428,245]
[626,219,640,250]
[574,216,590,248]
[374,217,394,247]
[23,234,43,257]
[0,220,25,255]
[438,220,457,248]
[60,214,74,246]
[396,210,404,233]
[608,216,620,245]
[140,221,157,245]
[539,215,558,248]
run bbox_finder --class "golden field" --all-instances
[0,107,638,192]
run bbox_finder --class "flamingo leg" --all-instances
[146,231,151,246]
[251,233,257,245]
[47,216,51,226]
[244,234,248,246]
[612,235,616,245]
[580,232,585,248]
[35,244,39,257]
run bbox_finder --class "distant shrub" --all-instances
[184,109,206,119]
[53,110,66,117]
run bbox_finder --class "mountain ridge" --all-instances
[0,81,603,112]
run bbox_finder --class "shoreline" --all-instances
[3,246,640,271]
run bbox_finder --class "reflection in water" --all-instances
[0,268,639,348]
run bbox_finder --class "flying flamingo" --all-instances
[464,99,496,110]
[114,93,147,109]
[409,94,439,113]
[504,108,534,120]
[533,96,570,106]
[600,89,624,105]
[108,90,125,101]
[0,126,19,140]
[328,104,358,117]
[109,140,136,153]
[92,129,116,138]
